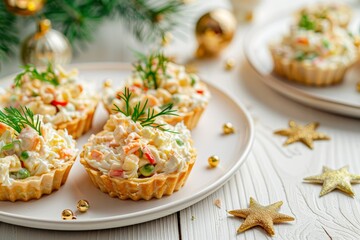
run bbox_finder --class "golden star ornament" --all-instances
[304,166,360,197]
[228,197,294,236]
[274,120,330,149]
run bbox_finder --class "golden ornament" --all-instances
[224,58,235,71]
[4,0,44,16]
[61,209,76,220]
[274,120,330,149]
[208,155,220,167]
[195,9,237,58]
[77,199,90,213]
[223,122,235,134]
[304,166,360,197]
[228,197,294,236]
[21,19,72,67]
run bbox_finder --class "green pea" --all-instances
[139,164,155,177]
[20,151,29,161]
[176,138,184,146]
[16,168,30,179]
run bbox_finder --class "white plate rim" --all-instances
[243,15,360,118]
[0,62,254,230]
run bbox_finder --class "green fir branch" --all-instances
[0,107,42,135]
[0,1,19,61]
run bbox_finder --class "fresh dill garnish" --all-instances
[113,87,178,132]
[298,14,315,31]
[133,51,169,89]
[14,63,60,87]
[0,106,42,135]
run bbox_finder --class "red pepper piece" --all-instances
[51,100,68,107]
[143,146,156,164]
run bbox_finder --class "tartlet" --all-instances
[80,98,197,200]
[270,11,358,86]
[0,108,77,202]
[103,52,210,130]
[2,64,98,138]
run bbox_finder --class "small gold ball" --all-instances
[62,209,76,220]
[224,59,235,71]
[208,155,220,167]
[77,199,90,213]
[223,123,235,134]
[103,79,112,88]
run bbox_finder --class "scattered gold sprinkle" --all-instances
[77,199,90,213]
[223,122,235,134]
[62,209,76,220]
[103,79,112,88]
[208,155,220,167]
[224,58,235,71]
[214,199,222,209]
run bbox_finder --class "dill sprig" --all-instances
[113,88,178,132]
[14,63,59,87]
[133,51,170,89]
[0,107,42,135]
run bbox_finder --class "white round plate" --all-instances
[244,13,360,118]
[0,63,254,230]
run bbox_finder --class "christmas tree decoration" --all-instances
[0,0,188,63]
[21,19,72,66]
[195,9,237,58]
[228,197,294,236]
[304,166,360,197]
[4,0,44,16]
[274,120,330,149]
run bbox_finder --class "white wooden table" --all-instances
[1,0,360,239]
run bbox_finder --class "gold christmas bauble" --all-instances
[21,19,72,66]
[4,0,44,16]
[195,9,237,58]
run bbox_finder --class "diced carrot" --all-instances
[90,149,104,161]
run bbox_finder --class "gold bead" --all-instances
[223,123,235,134]
[77,199,90,213]
[224,59,235,71]
[62,209,76,220]
[103,79,112,88]
[208,155,220,167]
